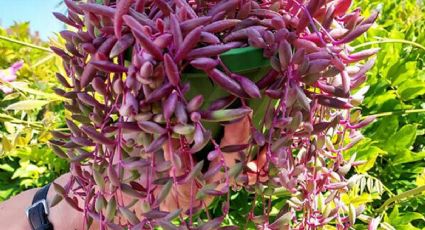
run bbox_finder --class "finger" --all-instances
[162,138,180,161]
[161,116,253,212]
[219,115,251,166]
[247,146,268,185]
[158,179,207,213]
[160,138,209,213]
[221,115,251,146]
[207,115,251,188]
[162,138,188,176]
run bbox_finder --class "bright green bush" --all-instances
[348,0,425,228]
[0,23,68,200]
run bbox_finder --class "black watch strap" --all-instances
[26,183,54,230]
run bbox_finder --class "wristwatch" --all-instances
[26,183,54,230]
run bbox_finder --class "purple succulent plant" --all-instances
[51,0,378,229]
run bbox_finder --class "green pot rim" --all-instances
[219,46,270,73]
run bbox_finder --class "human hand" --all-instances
[99,114,269,228]
[14,115,268,230]
[159,115,268,213]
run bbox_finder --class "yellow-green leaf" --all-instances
[1,135,13,153]
[397,79,425,101]
[9,82,64,101]
[5,100,50,111]
[416,169,425,195]
[355,146,387,173]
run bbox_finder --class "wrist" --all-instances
[46,173,90,229]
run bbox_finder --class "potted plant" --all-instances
[51,0,378,229]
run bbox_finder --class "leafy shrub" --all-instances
[347,0,425,228]
[0,22,68,200]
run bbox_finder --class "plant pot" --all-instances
[183,46,272,138]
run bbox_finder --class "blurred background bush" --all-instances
[0,22,68,200]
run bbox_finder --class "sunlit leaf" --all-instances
[397,79,425,101]
[9,82,63,100]
[353,144,387,173]
[385,124,417,152]
[5,99,50,111]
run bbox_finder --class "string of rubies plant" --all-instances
[51,0,378,229]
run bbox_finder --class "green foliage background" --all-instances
[0,0,424,228]
[350,0,425,228]
[0,23,68,200]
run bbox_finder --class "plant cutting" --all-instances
[51,0,379,229]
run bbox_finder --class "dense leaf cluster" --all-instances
[50,0,379,229]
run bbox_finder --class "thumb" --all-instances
[219,115,251,167]
[207,115,251,187]
[247,146,268,185]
